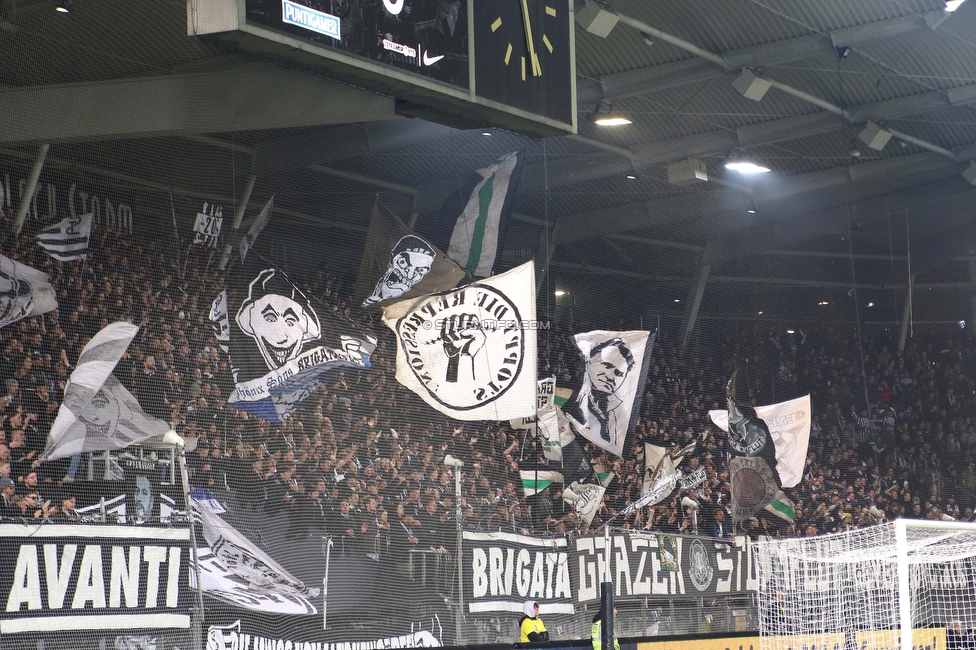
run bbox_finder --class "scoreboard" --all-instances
[190,0,577,137]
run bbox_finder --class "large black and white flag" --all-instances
[0,254,57,329]
[239,196,274,264]
[193,203,223,249]
[40,322,170,461]
[719,372,797,524]
[354,201,465,309]
[382,261,537,421]
[36,213,92,261]
[196,504,320,614]
[227,264,376,424]
[421,152,523,278]
[564,330,656,457]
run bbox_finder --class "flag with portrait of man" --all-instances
[564,331,656,457]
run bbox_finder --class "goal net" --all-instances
[754,519,976,650]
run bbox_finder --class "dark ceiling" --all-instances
[2,0,976,338]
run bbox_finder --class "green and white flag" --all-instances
[764,490,797,523]
[520,469,563,497]
[423,152,523,278]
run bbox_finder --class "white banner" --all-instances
[383,262,537,421]
[708,394,811,488]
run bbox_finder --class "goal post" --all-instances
[754,519,976,650]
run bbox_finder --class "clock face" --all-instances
[473,0,573,126]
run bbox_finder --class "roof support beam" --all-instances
[579,10,947,104]
[0,64,396,145]
[704,176,976,268]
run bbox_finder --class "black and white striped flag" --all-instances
[36,214,92,261]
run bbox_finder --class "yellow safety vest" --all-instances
[591,620,620,650]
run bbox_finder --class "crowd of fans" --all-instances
[1,217,975,562]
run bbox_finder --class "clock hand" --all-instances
[520,0,542,76]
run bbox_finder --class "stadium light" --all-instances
[725,160,771,174]
[946,0,966,11]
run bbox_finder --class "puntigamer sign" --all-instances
[0,524,192,634]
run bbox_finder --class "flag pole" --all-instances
[166,431,205,650]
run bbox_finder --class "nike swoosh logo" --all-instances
[422,51,444,66]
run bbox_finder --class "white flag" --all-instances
[239,196,274,264]
[193,211,223,249]
[36,214,92,261]
[40,322,145,461]
[565,330,656,457]
[196,504,320,614]
[382,261,537,421]
[0,254,57,328]
[708,394,811,488]
[209,290,230,354]
[570,483,605,526]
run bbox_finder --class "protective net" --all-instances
[754,520,976,650]
[5,1,976,648]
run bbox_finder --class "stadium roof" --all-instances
[2,0,976,335]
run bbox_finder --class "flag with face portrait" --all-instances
[382,261,537,421]
[354,201,465,309]
[40,322,170,462]
[564,331,656,457]
[0,254,57,329]
[227,263,377,424]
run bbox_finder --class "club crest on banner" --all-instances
[364,235,436,307]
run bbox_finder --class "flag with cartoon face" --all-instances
[227,264,376,424]
[354,201,465,309]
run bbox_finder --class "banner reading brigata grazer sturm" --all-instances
[464,531,574,615]
[227,264,376,424]
[383,261,537,421]
[0,524,191,634]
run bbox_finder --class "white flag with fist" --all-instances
[382,261,537,421]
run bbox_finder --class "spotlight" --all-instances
[594,116,632,126]
[640,31,655,46]
[786,329,795,334]
[858,121,893,151]
[725,161,771,174]
[575,0,619,38]
[837,46,852,60]
[674,299,681,303]
[481,131,492,136]
[866,302,875,307]
[963,161,976,186]
[592,101,631,126]
[732,68,772,102]
[757,311,764,315]
[747,209,756,214]
[959,320,966,329]
[946,0,966,11]
[444,454,464,468]
[554,290,566,296]
[626,174,636,180]
[667,157,707,185]
[818,301,829,306]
